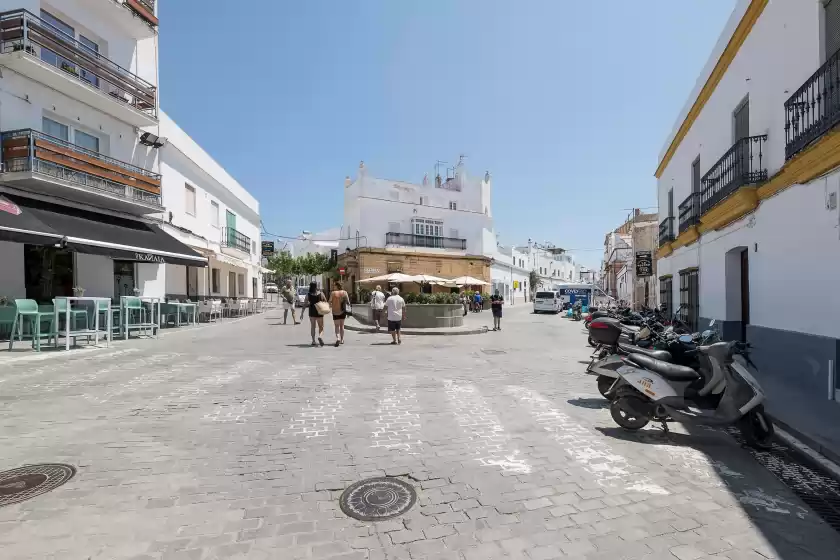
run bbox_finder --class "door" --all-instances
[186,267,199,299]
[252,277,258,298]
[114,260,135,298]
[826,0,840,60]
[228,271,236,297]
[667,188,674,220]
[734,100,750,179]
[740,249,750,341]
[226,211,236,246]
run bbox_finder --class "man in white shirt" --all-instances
[370,284,386,331]
[385,287,406,344]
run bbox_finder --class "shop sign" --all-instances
[135,253,165,263]
[513,281,519,289]
[261,241,275,256]
[363,267,381,274]
[635,251,653,277]
[558,288,589,295]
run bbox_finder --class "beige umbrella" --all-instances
[450,275,490,286]
[404,274,449,283]
[358,272,415,284]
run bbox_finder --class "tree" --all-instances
[529,269,542,291]
[266,251,298,278]
[267,251,333,280]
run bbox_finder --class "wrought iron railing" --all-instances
[385,232,467,250]
[0,10,157,117]
[700,135,767,214]
[785,48,840,159]
[222,227,252,253]
[659,217,674,247]
[678,192,700,234]
[1,129,161,206]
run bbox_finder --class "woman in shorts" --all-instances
[329,281,350,347]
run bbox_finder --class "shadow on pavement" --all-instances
[567,397,609,410]
[595,425,840,559]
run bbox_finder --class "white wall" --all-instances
[75,253,113,298]
[0,241,26,299]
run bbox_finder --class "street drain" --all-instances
[0,464,76,507]
[482,349,506,355]
[731,430,840,532]
[339,477,416,521]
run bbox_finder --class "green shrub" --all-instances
[358,288,371,305]
[404,292,417,304]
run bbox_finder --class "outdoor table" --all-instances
[119,296,161,339]
[162,301,198,327]
[54,297,111,351]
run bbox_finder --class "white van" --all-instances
[533,291,562,314]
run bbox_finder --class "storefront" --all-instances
[0,193,206,302]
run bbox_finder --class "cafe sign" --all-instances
[635,251,653,277]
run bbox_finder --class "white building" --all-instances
[289,227,339,290]
[487,241,581,303]
[654,0,840,457]
[157,112,264,300]
[342,159,493,257]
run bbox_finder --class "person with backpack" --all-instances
[280,280,299,325]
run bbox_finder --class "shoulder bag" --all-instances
[314,292,331,316]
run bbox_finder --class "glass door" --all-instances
[114,260,135,298]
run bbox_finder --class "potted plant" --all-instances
[0,296,8,307]
[132,288,141,296]
[72,286,85,297]
[60,61,78,76]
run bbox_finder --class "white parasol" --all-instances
[450,276,490,286]
[358,272,416,284]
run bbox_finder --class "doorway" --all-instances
[24,245,74,303]
[228,271,236,298]
[186,267,199,300]
[114,260,135,298]
[740,249,750,341]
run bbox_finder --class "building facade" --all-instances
[601,210,657,306]
[654,0,840,458]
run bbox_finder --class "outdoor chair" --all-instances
[96,299,118,339]
[123,296,148,338]
[237,300,248,317]
[54,298,92,345]
[9,299,56,351]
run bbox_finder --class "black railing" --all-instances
[222,227,251,253]
[659,217,674,247]
[0,10,157,118]
[1,129,161,207]
[385,232,467,250]
[678,192,700,234]
[700,135,767,214]
[785,48,840,159]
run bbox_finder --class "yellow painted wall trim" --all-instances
[654,0,768,178]
[699,187,758,231]
[671,225,700,250]
[656,243,673,259]
[758,127,840,200]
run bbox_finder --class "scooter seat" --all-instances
[619,343,672,362]
[626,353,699,381]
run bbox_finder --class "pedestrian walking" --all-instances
[305,281,327,346]
[280,280,299,325]
[370,285,386,331]
[490,290,504,331]
[473,291,482,313]
[330,281,350,347]
[460,291,468,316]
[385,287,406,345]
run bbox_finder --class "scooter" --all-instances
[608,340,774,448]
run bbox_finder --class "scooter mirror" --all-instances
[709,319,716,327]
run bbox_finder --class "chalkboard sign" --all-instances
[636,251,653,277]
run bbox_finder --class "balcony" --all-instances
[785,48,840,160]
[0,10,157,126]
[678,192,700,234]
[700,135,767,214]
[221,227,252,256]
[125,0,157,28]
[385,232,467,251]
[1,129,162,215]
[658,217,674,247]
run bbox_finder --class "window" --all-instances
[419,196,424,205]
[78,35,99,87]
[659,276,673,316]
[734,98,749,142]
[185,184,196,216]
[826,0,840,60]
[238,273,245,295]
[449,201,457,210]
[679,269,699,331]
[211,268,220,293]
[210,201,220,228]
[668,188,674,218]
[692,156,701,194]
[40,11,74,72]
[74,130,99,153]
[42,117,69,141]
[412,218,443,237]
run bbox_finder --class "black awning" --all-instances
[0,194,207,267]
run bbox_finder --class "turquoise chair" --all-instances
[123,296,147,338]
[8,299,55,351]
[97,299,119,338]
[54,298,92,346]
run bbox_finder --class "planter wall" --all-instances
[352,304,464,328]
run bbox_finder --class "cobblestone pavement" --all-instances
[1,306,839,559]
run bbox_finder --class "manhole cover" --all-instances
[482,349,506,355]
[339,477,416,521]
[0,464,76,507]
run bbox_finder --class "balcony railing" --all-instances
[222,227,251,254]
[678,192,700,234]
[125,0,158,28]
[659,217,674,247]
[0,10,157,118]
[785,47,840,160]
[700,135,767,214]
[1,129,162,206]
[385,232,467,250]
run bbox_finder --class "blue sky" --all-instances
[160,1,735,269]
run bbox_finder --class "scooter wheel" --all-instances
[737,405,775,449]
[597,376,615,398]
[610,395,650,430]
[588,335,596,347]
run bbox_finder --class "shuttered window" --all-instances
[734,99,749,141]
[692,157,701,194]
[826,0,840,59]
[659,277,672,316]
[679,269,699,332]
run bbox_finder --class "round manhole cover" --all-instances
[339,477,416,521]
[0,464,76,507]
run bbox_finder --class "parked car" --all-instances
[264,283,278,293]
[533,291,562,314]
[296,287,309,307]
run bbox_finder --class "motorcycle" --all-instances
[608,340,774,449]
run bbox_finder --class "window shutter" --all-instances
[734,100,749,141]
[827,0,840,59]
